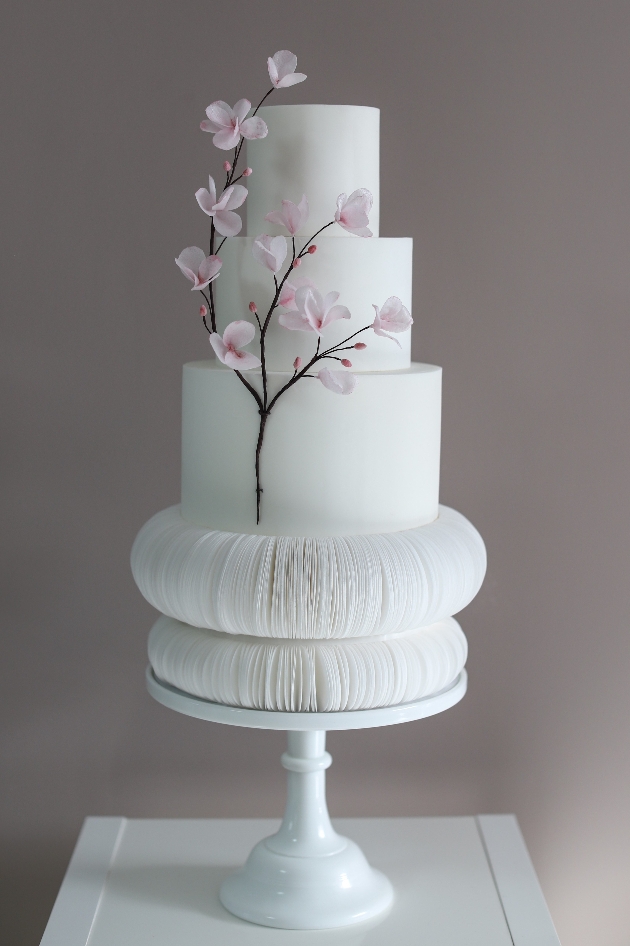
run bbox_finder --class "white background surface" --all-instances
[41,817,560,945]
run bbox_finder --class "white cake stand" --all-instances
[146,666,467,930]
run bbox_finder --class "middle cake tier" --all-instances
[213,236,413,372]
[182,361,441,536]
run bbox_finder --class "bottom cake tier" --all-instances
[148,615,467,713]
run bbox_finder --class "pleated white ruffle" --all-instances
[132,505,486,639]
[149,615,468,712]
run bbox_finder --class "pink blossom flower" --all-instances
[267,50,307,89]
[252,234,287,272]
[200,99,268,150]
[242,167,253,177]
[174,247,222,289]
[278,285,351,334]
[196,177,248,237]
[372,296,413,347]
[264,195,309,235]
[278,276,315,310]
[209,321,261,370]
[293,357,302,371]
[341,358,352,368]
[354,342,367,350]
[334,189,373,237]
[317,368,357,395]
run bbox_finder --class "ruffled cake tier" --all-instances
[149,615,467,713]
[132,505,486,640]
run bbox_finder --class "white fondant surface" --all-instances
[246,105,380,238]
[213,236,412,371]
[148,615,467,712]
[131,505,487,639]
[181,361,441,536]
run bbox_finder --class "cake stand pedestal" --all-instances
[146,666,467,931]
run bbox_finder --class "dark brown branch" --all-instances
[234,370,264,411]
[255,409,269,523]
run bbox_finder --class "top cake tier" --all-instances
[246,105,380,237]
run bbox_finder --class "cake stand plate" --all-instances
[146,667,467,930]
[146,666,467,730]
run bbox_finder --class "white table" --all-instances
[40,815,560,944]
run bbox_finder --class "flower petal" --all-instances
[175,262,196,283]
[372,323,402,347]
[297,193,309,225]
[176,246,206,275]
[322,304,351,328]
[276,72,307,87]
[198,255,222,284]
[374,296,412,331]
[282,199,302,235]
[195,188,215,216]
[205,101,233,127]
[232,98,251,122]
[347,187,373,212]
[267,56,279,85]
[264,209,287,228]
[213,210,243,237]
[318,368,356,395]
[334,194,346,223]
[278,281,296,308]
[323,290,340,311]
[296,285,324,331]
[269,235,288,269]
[240,116,268,140]
[278,277,315,309]
[271,50,298,80]
[347,225,373,237]
[209,333,228,363]
[213,126,241,150]
[200,120,217,133]
[252,234,287,272]
[222,183,248,211]
[278,310,313,331]
[223,319,256,350]
[224,349,261,370]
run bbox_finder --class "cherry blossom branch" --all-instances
[225,88,274,189]
[235,370,264,411]
[265,325,369,414]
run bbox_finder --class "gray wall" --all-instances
[3,2,630,943]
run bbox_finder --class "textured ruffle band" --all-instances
[132,505,486,639]
[149,615,468,713]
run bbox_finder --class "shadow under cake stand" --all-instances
[146,666,467,931]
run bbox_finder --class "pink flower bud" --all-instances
[341,359,353,368]
[293,356,302,371]
[307,244,317,254]
[223,161,231,172]
[292,258,302,268]
[242,167,253,177]
[199,305,208,317]
[248,301,257,313]
[354,342,367,350]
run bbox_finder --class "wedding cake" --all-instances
[132,71,486,713]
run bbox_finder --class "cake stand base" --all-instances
[146,667,466,930]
